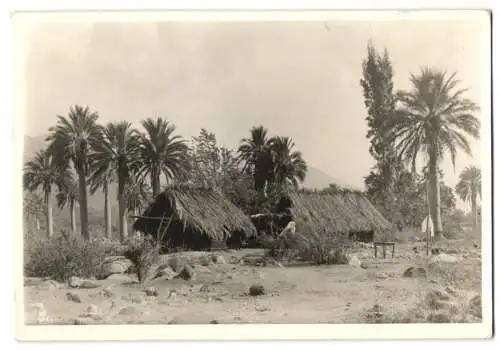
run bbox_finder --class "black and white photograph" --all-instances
[12,9,492,341]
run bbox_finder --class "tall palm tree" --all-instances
[23,149,72,238]
[46,105,102,240]
[237,126,274,197]
[268,136,307,190]
[88,165,114,239]
[383,68,480,237]
[456,166,481,228]
[56,175,79,234]
[136,117,189,198]
[91,122,140,242]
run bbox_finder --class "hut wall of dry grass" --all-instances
[133,184,257,250]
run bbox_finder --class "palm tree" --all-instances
[56,175,79,234]
[23,149,72,238]
[136,117,189,198]
[383,68,480,237]
[88,163,114,239]
[237,126,274,197]
[456,166,481,228]
[125,174,152,216]
[46,105,102,240]
[268,136,307,190]
[91,122,140,241]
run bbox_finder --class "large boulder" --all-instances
[99,256,133,279]
[403,266,427,278]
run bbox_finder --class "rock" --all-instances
[426,288,451,310]
[99,256,133,279]
[100,287,115,299]
[211,255,226,264]
[375,272,388,280]
[469,294,482,318]
[347,255,361,268]
[199,284,211,293]
[105,274,135,282]
[427,313,451,323]
[66,291,82,303]
[175,265,196,281]
[199,255,212,266]
[145,286,158,297]
[38,279,62,290]
[154,266,177,280]
[68,277,99,289]
[360,262,369,269]
[403,267,427,278]
[249,283,265,296]
[118,306,143,316]
[209,319,219,324]
[68,276,83,288]
[80,304,99,318]
[431,248,443,255]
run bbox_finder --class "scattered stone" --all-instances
[375,272,388,280]
[118,306,143,316]
[444,286,459,296]
[403,267,427,278]
[68,276,99,289]
[431,248,443,255]
[249,283,265,296]
[347,255,361,268]
[211,255,226,264]
[427,313,451,323]
[175,264,196,281]
[209,319,219,324]
[100,287,115,299]
[199,284,211,293]
[255,304,271,312]
[66,291,82,303]
[99,256,133,279]
[105,274,135,282]
[426,288,451,310]
[199,255,212,266]
[469,294,482,318]
[360,262,369,269]
[429,279,438,284]
[38,279,62,290]
[155,266,177,280]
[145,286,158,297]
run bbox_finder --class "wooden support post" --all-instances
[383,244,386,259]
[374,243,377,258]
[392,243,395,258]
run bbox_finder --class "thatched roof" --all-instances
[132,184,257,240]
[286,191,392,234]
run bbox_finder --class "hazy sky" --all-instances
[20,16,489,209]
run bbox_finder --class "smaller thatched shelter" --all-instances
[252,191,393,242]
[132,185,257,250]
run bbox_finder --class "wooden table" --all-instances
[373,241,396,258]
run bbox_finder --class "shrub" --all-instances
[123,235,160,285]
[24,234,124,282]
[263,228,352,265]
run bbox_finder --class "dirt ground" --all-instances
[23,237,482,325]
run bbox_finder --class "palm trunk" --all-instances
[118,176,128,242]
[78,171,90,240]
[428,150,443,237]
[44,190,53,238]
[104,181,112,239]
[151,168,161,198]
[471,189,478,228]
[70,199,76,234]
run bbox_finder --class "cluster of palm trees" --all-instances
[382,67,481,236]
[237,126,307,200]
[23,108,309,242]
[23,106,190,241]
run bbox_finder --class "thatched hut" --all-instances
[132,185,257,250]
[253,191,392,242]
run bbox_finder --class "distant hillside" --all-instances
[302,166,349,190]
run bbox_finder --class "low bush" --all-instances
[123,235,160,285]
[24,234,125,282]
[263,228,352,265]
